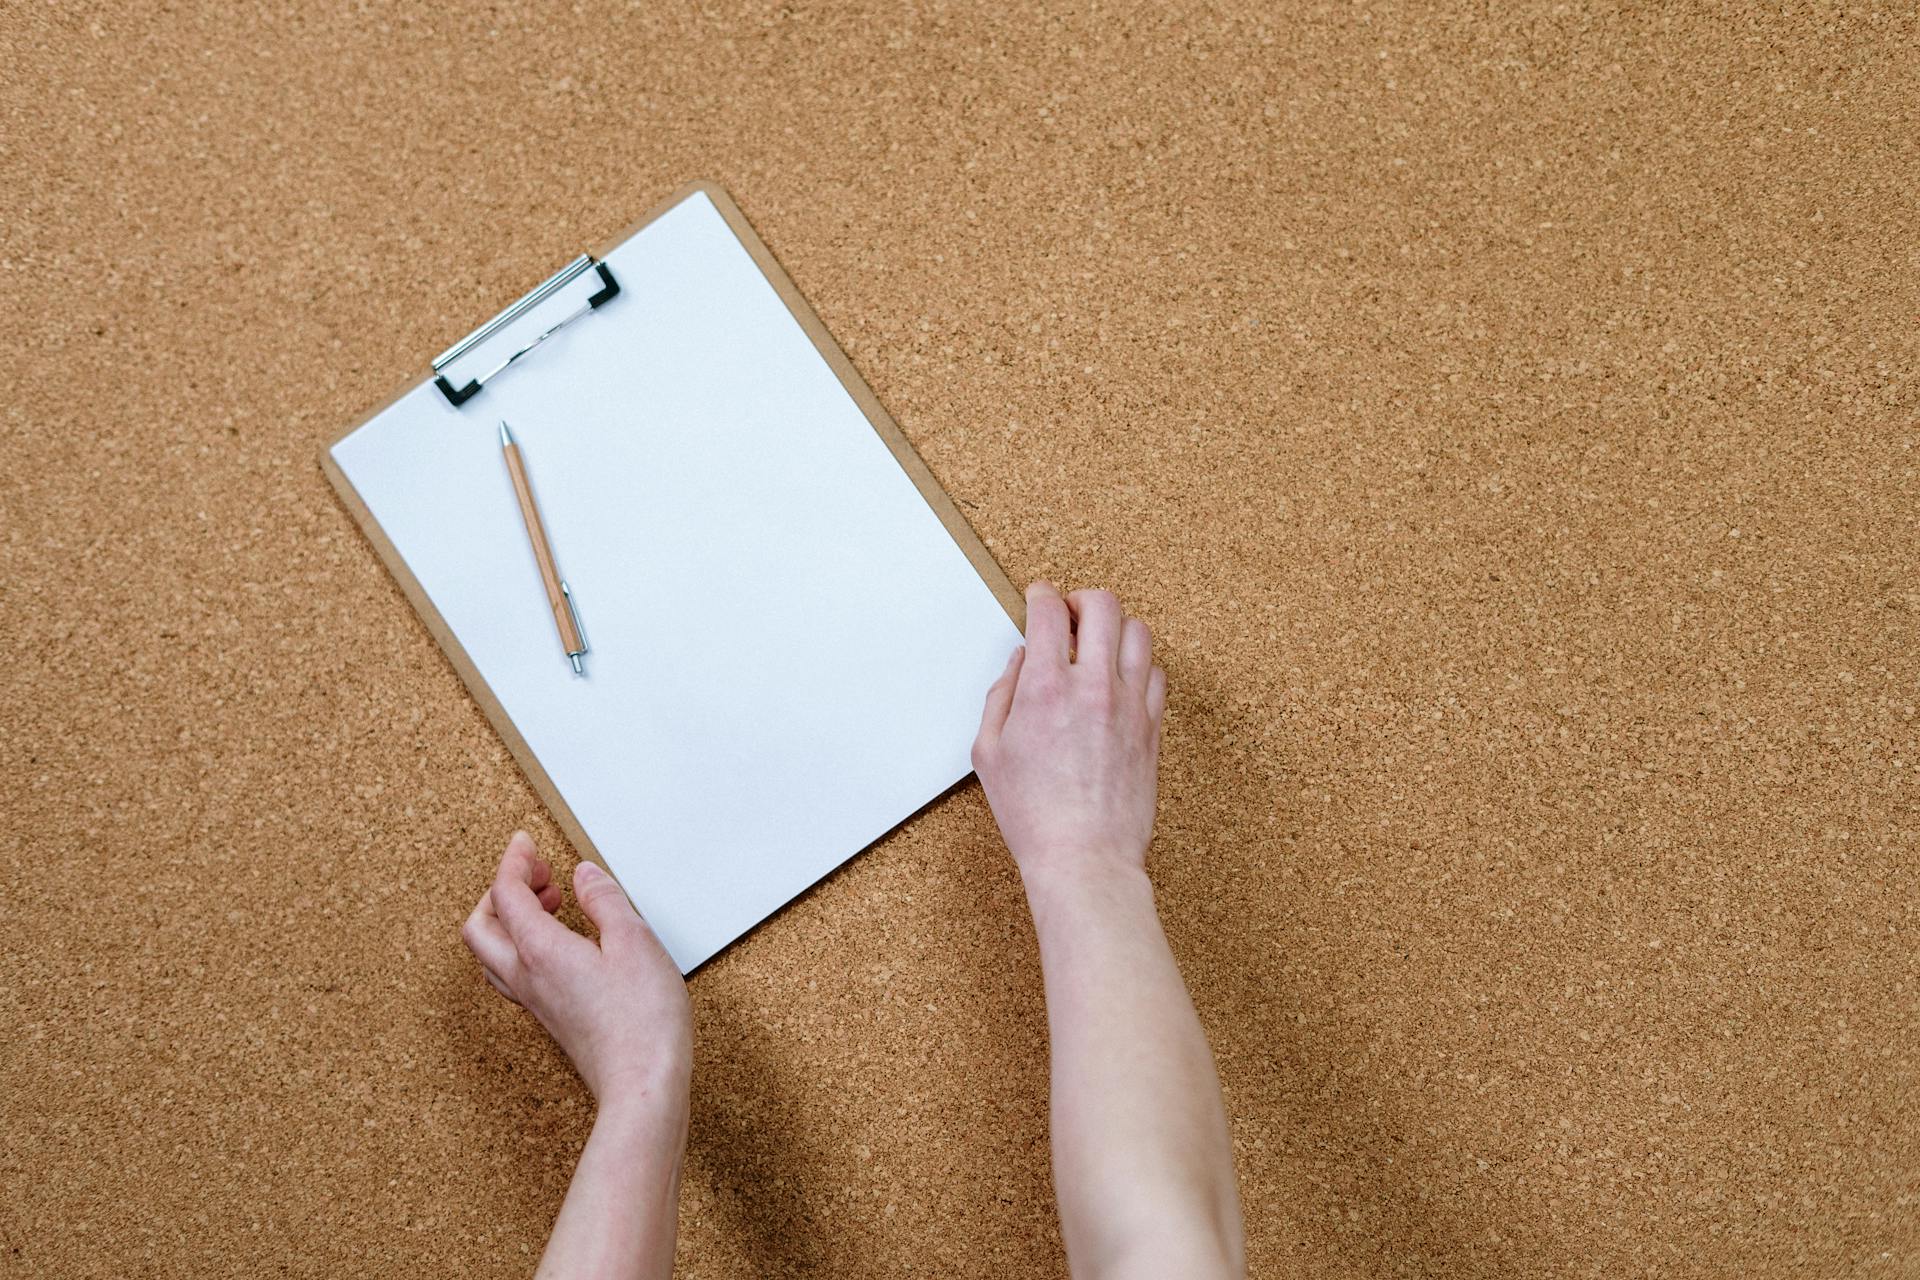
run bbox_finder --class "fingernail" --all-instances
[576,861,606,883]
[507,830,534,853]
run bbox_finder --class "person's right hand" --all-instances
[971,582,1168,891]
[461,832,692,1112]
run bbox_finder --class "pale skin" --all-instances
[463,582,1245,1278]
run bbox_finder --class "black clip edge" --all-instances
[586,261,620,308]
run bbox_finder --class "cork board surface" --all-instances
[2,3,1915,1277]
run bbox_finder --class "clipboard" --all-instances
[321,182,1026,970]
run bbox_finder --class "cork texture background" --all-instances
[3,2,1916,1276]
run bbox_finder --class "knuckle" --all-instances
[516,935,552,972]
[584,886,627,920]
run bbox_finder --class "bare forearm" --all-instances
[536,1094,689,1280]
[1025,861,1244,1280]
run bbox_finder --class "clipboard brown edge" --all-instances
[319,179,1027,899]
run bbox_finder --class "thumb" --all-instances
[573,861,643,945]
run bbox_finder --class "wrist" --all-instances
[593,1061,691,1137]
[1019,854,1155,926]
[594,1086,690,1150]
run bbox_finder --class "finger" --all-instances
[573,861,645,949]
[474,875,558,929]
[528,859,563,910]
[1067,589,1123,673]
[1147,665,1168,721]
[1119,617,1153,686]
[462,896,520,979]
[976,645,1025,743]
[1023,582,1072,673]
[491,831,559,945]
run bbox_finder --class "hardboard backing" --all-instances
[318,180,1025,926]
[2,3,1916,1278]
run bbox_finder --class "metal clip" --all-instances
[432,255,621,407]
[560,580,588,675]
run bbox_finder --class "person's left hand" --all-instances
[461,832,692,1111]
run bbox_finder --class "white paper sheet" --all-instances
[332,191,1022,971]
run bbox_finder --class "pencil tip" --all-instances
[499,419,513,446]
[571,653,584,676]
